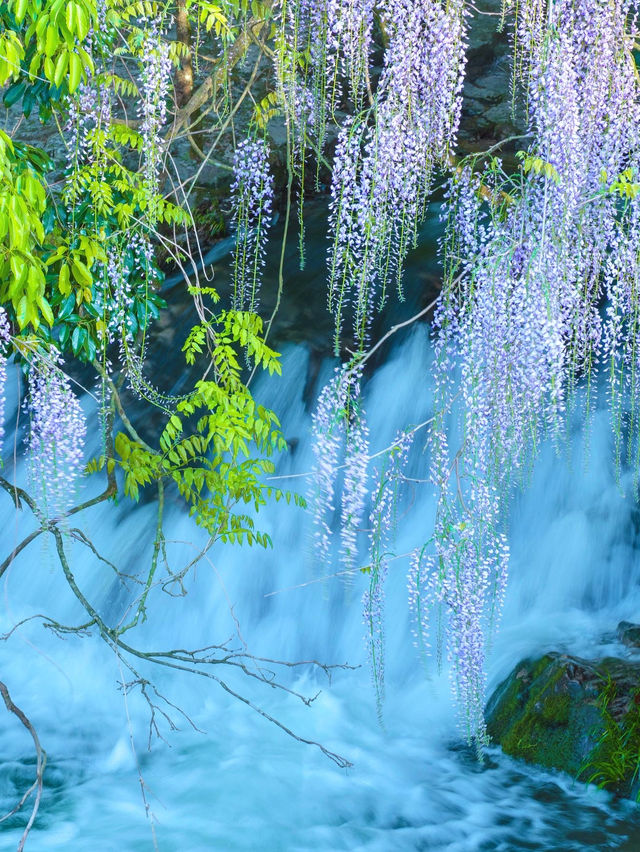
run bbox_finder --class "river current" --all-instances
[2,207,640,850]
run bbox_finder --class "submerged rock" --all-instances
[617,621,640,648]
[486,653,640,798]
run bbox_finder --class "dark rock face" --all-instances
[617,621,640,648]
[486,653,640,798]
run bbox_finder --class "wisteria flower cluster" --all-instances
[310,368,417,708]
[282,0,375,134]
[64,80,112,206]
[309,365,360,569]
[340,390,369,574]
[278,1,325,135]
[138,17,173,218]
[325,0,376,111]
[0,307,10,457]
[328,0,467,346]
[230,138,275,311]
[27,353,87,519]
[364,429,413,711]
[427,0,640,740]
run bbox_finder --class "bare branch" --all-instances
[0,680,47,851]
[49,519,353,768]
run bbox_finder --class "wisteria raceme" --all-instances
[100,244,133,343]
[328,0,467,347]
[27,354,87,519]
[278,1,326,134]
[407,546,430,663]
[326,0,376,110]
[285,0,375,135]
[327,117,367,344]
[364,429,412,710]
[504,0,546,92]
[428,0,640,741]
[603,191,640,485]
[429,518,508,745]
[416,482,509,743]
[138,18,173,218]
[64,80,112,206]
[230,138,274,312]
[309,366,354,569]
[94,231,159,346]
[340,377,369,574]
[0,307,10,457]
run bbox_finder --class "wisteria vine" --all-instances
[230,137,275,311]
[419,0,640,740]
[0,307,9,458]
[26,354,87,519]
[4,0,640,768]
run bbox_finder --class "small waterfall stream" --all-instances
[2,209,640,850]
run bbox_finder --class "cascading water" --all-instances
[3,322,640,850]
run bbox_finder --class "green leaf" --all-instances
[68,51,82,92]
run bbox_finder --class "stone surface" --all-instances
[617,621,640,648]
[486,653,640,798]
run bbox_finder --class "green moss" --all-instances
[540,693,571,726]
[487,654,640,797]
[486,655,556,741]
[488,656,601,776]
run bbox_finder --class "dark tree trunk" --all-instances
[175,0,194,109]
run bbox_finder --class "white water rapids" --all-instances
[2,326,640,851]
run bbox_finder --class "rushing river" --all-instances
[3,206,640,850]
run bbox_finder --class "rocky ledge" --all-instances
[486,624,640,799]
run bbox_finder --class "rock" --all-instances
[486,653,640,798]
[617,621,640,648]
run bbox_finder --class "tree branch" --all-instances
[0,679,47,851]
[167,5,274,143]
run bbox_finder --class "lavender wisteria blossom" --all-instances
[285,0,377,136]
[311,371,413,707]
[278,1,326,132]
[27,353,87,519]
[328,0,467,346]
[309,366,353,569]
[340,371,369,573]
[138,18,173,219]
[64,80,112,207]
[326,0,376,110]
[427,0,640,741]
[230,138,274,311]
[0,307,9,456]
[364,430,413,712]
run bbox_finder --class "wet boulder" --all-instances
[617,621,640,649]
[485,653,640,798]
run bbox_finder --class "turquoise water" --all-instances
[2,208,640,850]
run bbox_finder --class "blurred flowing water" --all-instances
[3,209,640,850]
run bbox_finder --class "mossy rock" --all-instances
[617,621,640,649]
[486,653,640,798]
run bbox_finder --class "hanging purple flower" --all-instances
[365,429,413,712]
[309,366,353,568]
[340,397,369,573]
[27,353,87,519]
[230,138,274,311]
[429,0,640,742]
[64,81,112,206]
[328,0,467,347]
[138,18,173,216]
[0,308,10,457]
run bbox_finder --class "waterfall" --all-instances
[2,327,640,850]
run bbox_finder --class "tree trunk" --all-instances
[175,0,194,108]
